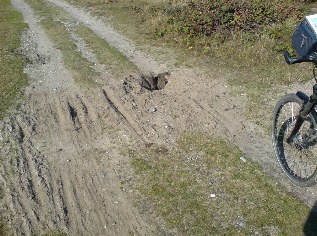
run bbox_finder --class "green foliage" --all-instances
[152,0,313,58]
[165,0,305,38]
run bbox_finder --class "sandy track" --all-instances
[1,0,158,235]
[1,0,317,235]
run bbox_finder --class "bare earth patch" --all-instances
[0,0,317,235]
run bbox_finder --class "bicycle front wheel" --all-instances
[272,94,317,186]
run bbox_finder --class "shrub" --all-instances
[166,0,306,38]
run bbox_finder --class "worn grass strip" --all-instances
[130,133,313,235]
[42,20,100,87]
[25,0,99,87]
[26,0,139,85]
[75,25,139,78]
[0,0,28,119]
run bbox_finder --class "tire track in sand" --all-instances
[0,0,161,235]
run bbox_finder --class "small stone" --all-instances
[101,171,107,177]
[236,221,246,228]
[145,143,153,148]
[235,216,246,228]
[240,156,247,163]
[148,107,157,113]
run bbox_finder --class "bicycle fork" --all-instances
[286,84,317,144]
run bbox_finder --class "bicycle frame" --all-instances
[286,69,317,144]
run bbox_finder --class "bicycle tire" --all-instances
[272,93,317,186]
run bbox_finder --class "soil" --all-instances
[1,0,317,235]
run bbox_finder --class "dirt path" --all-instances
[1,0,317,235]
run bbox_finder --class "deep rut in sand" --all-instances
[1,0,317,235]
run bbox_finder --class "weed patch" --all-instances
[165,0,304,37]
[0,0,28,119]
[130,133,311,235]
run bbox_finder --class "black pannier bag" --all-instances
[292,14,317,58]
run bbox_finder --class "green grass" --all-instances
[129,133,313,235]
[0,0,28,119]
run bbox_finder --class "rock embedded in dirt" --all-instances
[240,156,247,163]
[148,107,157,113]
